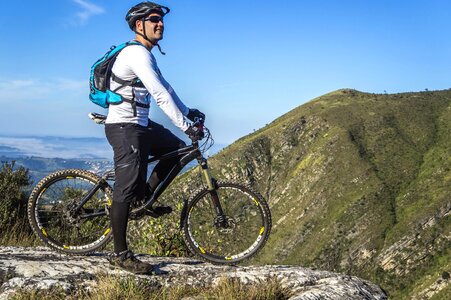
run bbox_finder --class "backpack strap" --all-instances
[106,40,149,117]
[111,73,145,89]
[110,70,147,117]
[122,86,149,109]
[121,99,150,116]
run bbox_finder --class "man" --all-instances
[105,2,205,274]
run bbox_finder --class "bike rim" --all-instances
[186,185,268,262]
[34,176,111,251]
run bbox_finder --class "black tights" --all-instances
[111,166,175,254]
[110,161,181,254]
[110,201,130,254]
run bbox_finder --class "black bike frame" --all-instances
[77,141,221,220]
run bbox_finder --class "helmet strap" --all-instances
[135,18,166,55]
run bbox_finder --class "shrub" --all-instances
[0,161,34,244]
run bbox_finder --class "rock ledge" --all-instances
[0,247,387,299]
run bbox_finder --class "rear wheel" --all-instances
[27,169,113,255]
[182,181,271,264]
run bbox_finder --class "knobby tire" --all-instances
[27,169,113,255]
[182,181,271,264]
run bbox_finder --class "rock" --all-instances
[0,246,387,299]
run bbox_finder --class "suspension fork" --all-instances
[198,157,225,217]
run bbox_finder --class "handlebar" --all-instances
[192,117,205,132]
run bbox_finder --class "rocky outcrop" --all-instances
[0,247,387,299]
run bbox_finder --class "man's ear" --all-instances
[135,19,143,32]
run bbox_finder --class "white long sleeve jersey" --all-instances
[105,43,190,132]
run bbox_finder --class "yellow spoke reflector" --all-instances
[107,198,112,206]
[39,188,47,196]
[260,227,265,235]
[199,247,206,254]
[253,199,259,206]
[104,228,111,236]
[41,228,48,236]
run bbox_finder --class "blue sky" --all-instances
[0,0,450,145]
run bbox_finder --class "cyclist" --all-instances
[105,1,205,274]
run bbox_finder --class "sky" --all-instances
[0,0,450,145]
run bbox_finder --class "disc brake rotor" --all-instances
[214,215,236,234]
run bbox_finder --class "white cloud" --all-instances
[0,79,50,101]
[72,0,105,25]
[55,78,87,90]
[0,137,49,157]
[10,80,36,87]
[0,78,86,102]
[0,136,112,159]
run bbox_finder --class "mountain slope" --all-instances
[132,89,450,299]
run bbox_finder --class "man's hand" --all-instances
[185,125,204,142]
[187,108,205,122]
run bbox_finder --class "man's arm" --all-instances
[126,46,190,131]
[159,77,189,116]
[160,78,205,122]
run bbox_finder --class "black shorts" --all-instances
[105,121,186,203]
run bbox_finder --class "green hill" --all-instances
[132,89,450,299]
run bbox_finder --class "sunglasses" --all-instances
[143,16,164,23]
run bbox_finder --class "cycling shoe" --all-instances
[144,205,173,218]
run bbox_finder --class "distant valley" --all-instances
[0,136,226,184]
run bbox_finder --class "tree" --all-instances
[0,162,31,233]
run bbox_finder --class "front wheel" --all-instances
[182,181,271,264]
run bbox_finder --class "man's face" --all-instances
[140,13,164,42]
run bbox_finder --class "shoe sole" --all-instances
[109,262,154,275]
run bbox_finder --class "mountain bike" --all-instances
[27,113,271,264]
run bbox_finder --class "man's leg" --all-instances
[109,202,130,253]
[145,120,187,196]
[105,123,153,274]
[105,124,147,253]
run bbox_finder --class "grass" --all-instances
[429,284,451,300]
[0,221,40,247]
[10,274,292,300]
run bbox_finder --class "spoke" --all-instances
[189,186,265,258]
[35,176,109,247]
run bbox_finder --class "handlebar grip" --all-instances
[192,117,205,131]
[193,116,204,124]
